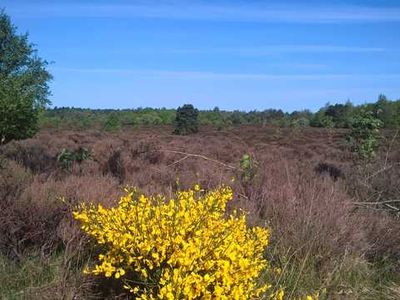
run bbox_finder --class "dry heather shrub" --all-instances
[0,182,64,259]
[91,138,123,164]
[55,174,122,250]
[0,160,34,257]
[104,150,126,183]
[131,139,164,164]
[0,172,121,298]
[343,140,400,263]
[347,158,400,211]
[231,154,370,296]
[0,173,121,259]
[73,186,281,299]
[56,175,121,206]
[0,140,56,173]
[238,155,367,257]
[362,211,400,261]
[0,159,32,203]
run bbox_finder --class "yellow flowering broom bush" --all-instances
[73,185,277,299]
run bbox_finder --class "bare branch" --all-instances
[353,199,400,205]
[161,149,237,170]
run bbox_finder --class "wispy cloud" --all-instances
[6,2,400,23]
[168,45,387,55]
[53,67,400,81]
[46,45,387,58]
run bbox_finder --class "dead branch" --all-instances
[161,149,237,170]
[353,199,400,205]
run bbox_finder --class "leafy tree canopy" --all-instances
[0,9,52,144]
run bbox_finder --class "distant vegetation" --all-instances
[39,95,400,132]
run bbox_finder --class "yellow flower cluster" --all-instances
[73,185,275,299]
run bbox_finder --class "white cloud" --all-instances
[53,67,400,81]
[167,45,387,55]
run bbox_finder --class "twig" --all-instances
[353,199,400,205]
[384,203,400,211]
[166,155,190,167]
[161,149,237,170]
[364,163,400,181]
[384,130,399,166]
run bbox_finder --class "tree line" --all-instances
[39,96,400,131]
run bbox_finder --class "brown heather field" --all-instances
[0,125,399,299]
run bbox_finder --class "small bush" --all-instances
[347,110,383,160]
[0,159,32,204]
[131,140,163,164]
[56,147,92,170]
[73,185,278,299]
[314,162,343,181]
[104,150,125,183]
[103,113,121,131]
[239,153,257,183]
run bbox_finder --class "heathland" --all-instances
[1,123,399,299]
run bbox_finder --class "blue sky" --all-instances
[3,0,400,111]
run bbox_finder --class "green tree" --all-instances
[325,101,354,128]
[174,104,199,135]
[0,10,52,144]
[374,94,400,128]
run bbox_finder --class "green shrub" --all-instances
[240,154,257,183]
[104,113,121,131]
[347,110,383,160]
[56,147,92,170]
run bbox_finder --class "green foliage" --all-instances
[325,101,354,128]
[74,147,92,163]
[320,115,334,129]
[239,154,257,182]
[290,117,310,128]
[104,112,121,131]
[174,104,199,135]
[228,110,245,125]
[347,109,383,160]
[374,94,400,128]
[56,149,75,169]
[311,109,335,128]
[56,147,92,169]
[0,10,52,144]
